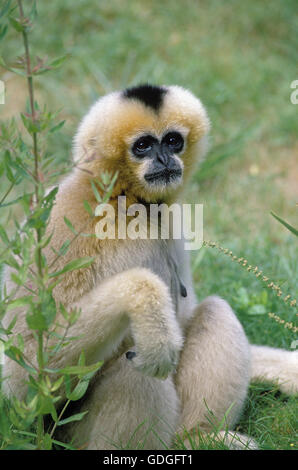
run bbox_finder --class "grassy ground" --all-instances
[1,0,297,450]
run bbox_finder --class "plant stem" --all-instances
[0,182,15,206]
[17,0,43,278]
[36,331,44,449]
[36,415,44,450]
[49,398,71,439]
[17,0,45,449]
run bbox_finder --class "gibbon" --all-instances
[3,84,298,450]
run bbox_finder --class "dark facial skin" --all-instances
[131,131,184,184]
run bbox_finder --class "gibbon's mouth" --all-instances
[144,168,182,185]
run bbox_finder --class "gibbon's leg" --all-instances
[3,267,182,399]
[250,345,298,395]
[67,354,180,450]
[175,296,253,448]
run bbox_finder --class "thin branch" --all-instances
[17,0,44,449]
[0,182,15,206]
[17,0,42,278]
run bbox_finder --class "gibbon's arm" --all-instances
[3,267,183,398]
[63,267,183,378]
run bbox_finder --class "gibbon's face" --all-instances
[130,128,184,188]
[73,84,210,202]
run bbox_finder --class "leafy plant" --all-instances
[203,240,297,333]
[0,1,117,450]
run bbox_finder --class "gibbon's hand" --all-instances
[94,267,184,380]
[125,322,183,380]
[126,348,179,379]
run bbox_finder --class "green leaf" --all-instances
[0,24,8,41]
[17,334,24,352]
[4,156,15,182]
[49,256,94,278]
[83,200,94,216]
[91,181,102,203]
[64,216,78,235]
[26,310,47,331]
[7,314,18,331]
[0,193,33,209]
[61,361,103,377]
[58,240,70,256]
[0,55,6,68]
[12,430,36,439]
[51,439,76,450]
[271,212,298,237]
[49,120,65,133]
[5,254,20,270]
[7,296,33,310]
[51,376,64,392]
[67,380,89,401]
[42,433,53,450]
[40,291,57,327]
[57,411,88,426]
[38,396,57,421]
[0,226,9,244]
[5,346,36,375]
[41,232,54,249]
[26,292,56,331]
[0,0,11,19]
[44,186,59,205]
[10,272,24,286]
[78,350,86,366]
[8,17,24,33]
[29,1,38,22]
[48,55,69,69]
[21,112,40,134]
[101,171,118,204]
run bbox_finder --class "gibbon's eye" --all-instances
[163,132,184,152]
[132,135,156,157]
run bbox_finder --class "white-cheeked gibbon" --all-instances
[3,84,298,450]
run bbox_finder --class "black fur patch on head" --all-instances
[123,84,167,112]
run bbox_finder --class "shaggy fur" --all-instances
[2,84,297,450]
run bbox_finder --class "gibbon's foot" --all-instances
[179,429,258,450]
[250,346,298,395]
[213,430,258,450]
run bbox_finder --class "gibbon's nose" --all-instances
[156,150,170,167]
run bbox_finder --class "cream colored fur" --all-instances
[250,345,298,394]
[2,85,297,450]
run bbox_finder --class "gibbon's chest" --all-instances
[93,237,188,316]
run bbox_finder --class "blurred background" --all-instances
[2,0,297,335]
[2,0,297,241]
[1,0,297,448]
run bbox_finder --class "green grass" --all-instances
[194,242,298,449]
[1,0,297,450]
